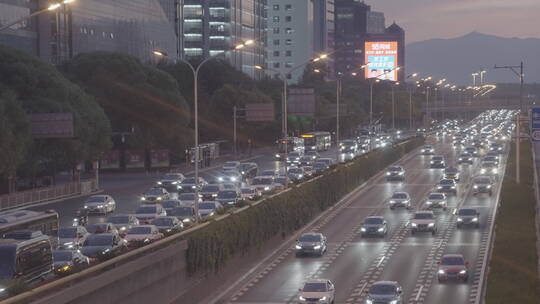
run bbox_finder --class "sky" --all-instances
[364,0,540,43]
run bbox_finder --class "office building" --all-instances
[313,0,335,78]
[0,0,40,56]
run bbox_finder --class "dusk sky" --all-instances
[364,0,540,43]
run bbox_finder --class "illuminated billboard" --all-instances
[364,41,398,81]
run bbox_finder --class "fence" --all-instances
[0,179,98,211]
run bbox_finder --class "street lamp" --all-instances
[391,81,400,129]
[0,0,77,32]
[153,39,255,222]
[406,73,419,130]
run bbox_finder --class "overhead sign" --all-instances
[532,107,540,141]
[246,104,274,122]
[364,41,398,81]
[288,88,316,117]
[30,113,74,138]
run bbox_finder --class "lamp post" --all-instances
[406,73,418,130]
[0,0,76,32]
[153,39,255,222]
[391,81,400,129]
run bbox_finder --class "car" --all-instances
[317,158,334,167]
[479,161,498,176]
[457,208,480,228]
[302,165,314,177]
[107,214,140,235]
[464,147,479,157]
[421,145,435,155]
[160,199,183,214]
[260,169,279,178]
[156,173,185,192]
[312,162,329,173]
[366,281,403,304]
[83,195,116,214]
[485,151,500,161]
[86,222,118,235]
[237,162,258,179]
[80,233,127,262]
[360,216,388,237]
[222,161,240,172]
[53,250,90,276]
[216,189,240,206]
[134,204,167,224]
[198,201,223,219]
[167,206,197,226]
[57,226,89,250]
[299,156,314,166]
[472,176,493,195]
[436,179,457,195]
[274,176,290,189]
[388,192,411,209]
[386,166,405,181]
[430,155,446,168]
[482,155,499,166]
[177,177,207,193]
[457,152,474,165]
[295,233,327,257]
[453,140,465,148]
[425,193,447,210]
[239,187,262,200]
[286,151,303,164]
[178,192,201,206]
[199,184,223,200]
[437,254,469,282]
[411,211,437,235]
[251,176,277,193]
[443,167,460,181]
[141,187,170,203]
[151,216,184,235]
[217,171,243,185]
[305,151,320,160]
[287,167,305,181]
[124,225,164,247]
[298,279,335,304]
[489,143,504,154]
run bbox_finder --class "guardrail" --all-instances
[0,179,97,211]
[1,137,420,303]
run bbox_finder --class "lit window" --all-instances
[285,4,292,10]
[273,4,279,11]
[286,28,293,34]
[285,62,293,68]
[273,16,280,23]
[285,39,292,45]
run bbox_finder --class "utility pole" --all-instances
[233,106,237,159]
[409,87,413,130]
[391,84,396,129]
[336,76,341,162]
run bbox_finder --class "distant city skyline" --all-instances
[364,0,540,43]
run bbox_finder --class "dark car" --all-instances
[80,233,127,262]
[457,153,474,165]
[167,206,197,226]
[141,187,170,203]
[437,179,457,195]
[53,250,90,276]
[295,233,327,257]
[386,166,405,181]
[151,216,183,236]
[457,208,480,228]
[360,216,388,237]
[177,177,207,193]
[430,156,446,168]
[107,214,139,236]
[216,190,240,206]
[237,162,258,179]
[86,222,118,235]
[156,173,185,192]
[160,200,182,214]
[366,281,403,304]
[199,184,223,200]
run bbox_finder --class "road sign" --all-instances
[532,107,540,141]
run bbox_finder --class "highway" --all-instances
[215,133,508,304]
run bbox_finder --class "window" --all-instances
[273,27,280,34]
[273,39,280,46]
[273,16,280,23]
[285,16,292,22]
[273,51,280,57]
[273,4,279,10]
[285,50,292,56]
[285,62,293,68]
[273,62,280,68]
[285,4,292,10]
[285,39,292,45]
[286,73,292,79]
[286,28,293,34]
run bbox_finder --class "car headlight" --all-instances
[428,223,435,227]
[144,238,150,243]
[177,185,183,189]
[320,296,327,301]
[102,249,110,254]
[399,172,404,175]
[208,212,215,216]
[389,301,398,304]
[366,300,373,304]
[275,154,280,158]
[472,217,478,222]
[492,169,498,173]
[426,201,432,205]
[120,226,127,231]
[84,206,88,209]
[97,205,104,208]
[480,169,486,173]
[378,227,384,232]
[389,200,395,204]
[295,244,302,250]
[264,186,270,191]
[361,227,366,232]
[386,172,391,176]
[299,295,306,301]
[314,245,321,250]
[141,197,146,201]
[474,185,478,189]
[457,218,463,222]
[437,186,442,189]
[172,181,178,185]
[157,197,162,200]
[430,161,434,164]
[218,177,224,181]
[487,185,492,188]
[451,186,456,189]
[183,218,191,223]
[166,229,172,232]
[212,193,218,197]
[157,181,162,185]
[438,269,445,274]
[460,270,467,274]
[411,223,417,227]
[231,177,237,182]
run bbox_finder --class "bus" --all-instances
[301,132,332,152]
[275,137,304,160]
[0,210,59,237]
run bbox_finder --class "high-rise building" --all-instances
[0,0,40,56]
[179,0,266,78]
[266,0,314,84]
[313,0,335,78]
[366,11,385,34]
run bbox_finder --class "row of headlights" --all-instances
[360,227,385,232]
[411,222,435,227]
[457,217,478,222]
[438,269,467,275]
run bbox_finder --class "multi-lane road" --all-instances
[215,133,507,304]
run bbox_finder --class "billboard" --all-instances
[30,113,74,138]
[364,41,398,81]
[246,104,274,122]
[288,88,316,117]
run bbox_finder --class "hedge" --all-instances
[185,137,424,275]
[485,140,540,303]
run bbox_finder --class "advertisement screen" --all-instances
[364,41,398,81]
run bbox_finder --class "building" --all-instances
[312,0,335,77]
[366,11,385,34]
[0,0,40,56]
[179,0,266,78]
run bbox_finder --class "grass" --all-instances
[485,140,540,303]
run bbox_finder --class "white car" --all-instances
[178,192,201,206]
[83,195,116,214]
[134,204,167,224]
[298,279,335,304]
[425,193,447,210]
[240,187,261,200]
[411,211,437,235]
[124,225,164,247]
[141,187,170,202]
[251,176,277,193]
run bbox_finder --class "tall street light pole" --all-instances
[406,73,418,130]
[0,0,76,32]
[153,39,254,222]
[391,82,400,129]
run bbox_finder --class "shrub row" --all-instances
[485,140,540,303]
[185,137,424,276]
